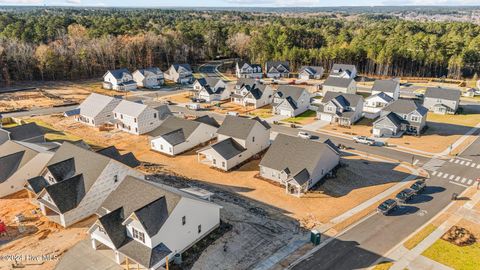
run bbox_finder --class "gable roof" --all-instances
[236,79,270,100]
[367,92,394,103]
[44,174,86,213]
[275,85,307,101]
[133,197,169,237]
[171,64,192,73]
[113,100,149,117]
[26,176,50,194]
[3,122,44,141]
[193,115,220,128]
[135,67,163,77]
[323,76,354,88]
[96,146,140,168]
[331,64,356,73]
[118,240,171,269]
[322,91,363,107]
[265,61,290,73]
[383,99,428,116]
[374,112,408,128]
[105,68,131,80]
[372,79,399,93]
[299,66,324,76]
[425,87,461,101]
[260,134,339,185]
[217,115,270,140]
[149,116,202,145]
[209,137,246,160]
[97,208,129,249]
[237,61,262,71]
[78,93,121,119]
[0,140,41,183]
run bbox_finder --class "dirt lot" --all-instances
[320,118,374,137]
[0,191,93,270]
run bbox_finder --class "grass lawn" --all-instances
[248,106,273,119]
[371,261,393,270]
[427,112,480,128]
[422,239,480,270]
[283,110,317,124]
[403,224,437,250]
[24,118,88,144]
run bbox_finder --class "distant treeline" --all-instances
[0,8,479,83]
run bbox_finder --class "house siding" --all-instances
[423,97,458,114]
[151,124,217,156]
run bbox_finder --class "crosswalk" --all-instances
[422,159,446,171]
[448,158,480,169]
[431,170,477,187]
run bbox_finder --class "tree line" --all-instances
[0,8,479,83]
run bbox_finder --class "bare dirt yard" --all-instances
[0,191,93,270]
[320,118,374,137]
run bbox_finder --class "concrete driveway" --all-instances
[55,239,122,270]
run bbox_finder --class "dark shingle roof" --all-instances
[194,115,220,128]
[172,64,192,72]
[136,67,163,76]
[44,174,86,214]
[96,146,140,168]
[331,64,356,73]
[0,151,25,184]
[323,76,354,88]
[217,116,270,140]
[149,116,205,145]
[4,122,44,142]
[425,87,461,101]
[26,176,49,194]
[47,158,76,181]
[372,79,399,93]
[210,138,246,160]
[299,66,324,76]
[133,197,169,237]
[106,68,131,80]
[97,208,128,249]
[275,85,306,101]
[322,92,363,107]
[266,61,290,73]
[118,240,171,268]
[383,99,428,116]
[368,92,394,103]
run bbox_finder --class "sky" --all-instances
[1,0,478,7]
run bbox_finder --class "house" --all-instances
[298,66,324,80]
[103,69,137,91]
[371,79,400,100]
[89,176,221,270]
[272,85,311,117]
[133,68,164,88]
[259,134,340,196]
[150,116,219,156]
[0,140,56,198]
[164,64,194,84]
[329,64,357,79]
[75,93,122,127]
[322,76,356,95]
[0,122,45,145]
[235,61,263,79]
[113,100,172,135]
[463,88,478,97]
[423,87,461,115]
[265,61,290,78]
[192,78,230,102]
[197,116,270,171]
[373,99,428,137]
[24,142,143,227]
[231,79,274,109]
[316,91,364,126]
[363,92,394,118]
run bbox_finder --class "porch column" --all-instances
[285,182,289,194]
[115,251,124,264]
[91,238,99,250]
[39,203,46,215]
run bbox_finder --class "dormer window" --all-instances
[198,225,202,234]
[154,113,157,119]
[114,175,118,183]
[132,228,145,243]
[182,216,186,225]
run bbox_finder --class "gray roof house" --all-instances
[317,91,364,126]
[0,122,45,145]
[133,67,164,89]
[373,99,428,137]
[103,69,137,91]
[0,140,56,198]
[371,79,400,100]
[192,78,229,102]
[75,93,122,127]
[164,64,193,84]
[272,85,311,117]
[88,176,221,270]
[330,64,357,79]
[322,76,357,95]
[236,61,263,79]
[423,87,461,115]
[24,142,144,227]
[149,116,219,156]
[364,92,394,118]
[265,61,290,78]
[113,100,172,135]
[231,78,274,109]
[259,134,340,197]
[197,116,271,171]
[298,66,324,80]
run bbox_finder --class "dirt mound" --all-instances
[441,226,476,246]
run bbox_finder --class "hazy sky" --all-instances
[1,0,478,7]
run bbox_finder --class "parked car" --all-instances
[377,199,398,215]
[227,111,239,116]
[410,180,427,194]
[395,188,416,203]
[353,136,376,146]
[186,103,201,110]
[297,131,312,139]
[190,97,206,103]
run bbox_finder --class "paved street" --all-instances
[290,136,480,270]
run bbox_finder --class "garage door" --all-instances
[280,109,292,117]
[319,113,332,122]
[373,127,393,137]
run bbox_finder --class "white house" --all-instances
[259,134,340,196]
[133,68,164,88]
[235,62,263,79]
[164,64,194,84]
[371,79,400,100]
[0,122,45,145]
[231,79,274,109]
[0,140,56,198]
[103,69,137,91]
[113,100,172,135]
[322,76,357,95]
[423,87,461,115]
[265,61,290,78]
[363,92,394,118]
[89,176,221,270]
[192,78,230,102]
[272,85,311,117]
[75,93,122,127]
[150,116,219,156]
[373,99,428,137]
[329,64,357,79]
[197,116,271,171]
[316,91,364,126]
[298,66,324,80]
[24,142,143,227]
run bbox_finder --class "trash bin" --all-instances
[310,230,321,246]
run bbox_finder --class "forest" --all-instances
[0,7,479,83]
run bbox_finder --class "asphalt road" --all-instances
[291,136,480,270]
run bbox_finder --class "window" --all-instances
[92,120,95,125]
[154,113,157,118]
[135,128,138,133]
[182,216,186,225]
[99,227,106,234]
[120,114,123,119]
[411,116,419,122]
[114,175,118,183]
[132,228,145,243]
[160,144,163,150]
[134,118,137,123]
[151,142,155,148]
[114,113,117,118]
[222,161,225,167]
[252,136,255,142]
[198,225,202,234]
[213,159,216,165]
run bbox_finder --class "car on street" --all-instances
[186,103,201,110]
[410,180,426,194]
[190,97,206,103]
[395,188,416,203]
[297,131,312,139]
[353,136,376,146]
[377,199,398,215]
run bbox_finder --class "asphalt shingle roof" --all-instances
[372,79,399,93]
[78,93,122,119]
[209,137,246,160]
[0,140,41,183]
[275,85,306,101]
[383,99,428,116]
[299,66,324,76]
[322,92,363,107]
[136,67,163,77]
[118,240,171,268]
[105,68,131,80]
[217,116,270,140]
[3,122,44,142]
[425,87,461,101]
[323,76,354,88]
